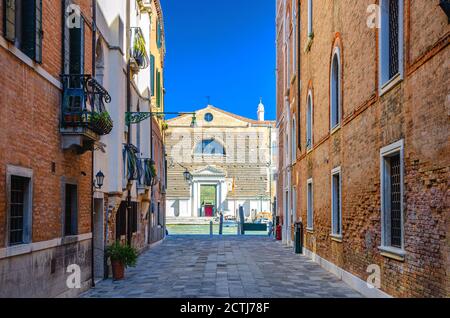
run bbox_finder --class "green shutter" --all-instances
[156,20,161,48]
[4,0,16,42]
[35,0,42,63]
[150,54,155,96]
[156,70,160,107]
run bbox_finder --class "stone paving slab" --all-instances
[82,236,363,298]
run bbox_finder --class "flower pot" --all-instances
[111,260,125,280]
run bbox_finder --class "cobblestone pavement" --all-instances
[82,236,362,298]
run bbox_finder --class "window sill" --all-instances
[306,228,314,234]
[330,234,343,243]
[330,125,341,136]
[379,246,406,262]
[380,73,403,97]
[306,147,313,154]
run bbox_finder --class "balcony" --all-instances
[60,74,113,153]
[137,158,156,191]
[130,27,149,72]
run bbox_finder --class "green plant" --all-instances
[106,242,138,268]
[162,122,169,131]
[150,161,157,178]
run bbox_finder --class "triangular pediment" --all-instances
[167,105,258,127]
[192,165,226,177]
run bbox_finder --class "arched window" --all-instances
[330,48,341,129]
[306,91,313,149]
[195,139,225,155]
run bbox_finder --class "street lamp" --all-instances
[183,169,192,182]
[94,170,105,189]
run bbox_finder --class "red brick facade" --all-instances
[277,0,449,297]
[0,0,96,297]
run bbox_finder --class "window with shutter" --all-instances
[3,0,42,61]
[35,0,42,63]
[156,70,161,107]
[150,54,155,96]
[4,0,16,42]
[69,16,84,76]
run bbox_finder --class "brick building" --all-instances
[0,0,104,297]
[0,0,168,296]
[276,0,449,297]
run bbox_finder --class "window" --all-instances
[64,184,78,236]
[330,49,341,129]
[158,202,162,226]
[292,0,297,75]
[379,0,404,89]
[150,54,155,96]
[116,202,127,238]
[156,19,162,48]
[291,118,296,163]
[130,202,138,233]
[307,0,313,37]
[307,178,313,230]
[380,140,404,250]
[204,113,214,122]
[331,167,342,236]
[8,172,32,246]
[306,91,313,150]
[156,70,161,107]
[195,139,226,156]
[291,186,296,224]
[64,2,85,75]
[3,0,43,62]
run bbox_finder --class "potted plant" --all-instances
[107,242,138,281]
[90,111,113,135]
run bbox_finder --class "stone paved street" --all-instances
[82,236,362,298]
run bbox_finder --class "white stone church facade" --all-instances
[165,103,277,219]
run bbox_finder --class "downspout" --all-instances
[126,0,132,247]
[90,0,97,288]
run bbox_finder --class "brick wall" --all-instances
[0,0,95,297]
[283,0,449,297]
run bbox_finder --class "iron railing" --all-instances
[61,74,113,135]
[130,27,149,70]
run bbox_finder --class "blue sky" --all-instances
[160,0,276,120]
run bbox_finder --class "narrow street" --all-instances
[83,236,362,298]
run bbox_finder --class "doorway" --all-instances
[200,185,217,217]
[93,198,104,280]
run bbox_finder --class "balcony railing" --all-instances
[61,74,113,136]
[137,158,156,188]
[130,27,149,70]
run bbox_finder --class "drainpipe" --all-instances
[125,0,132,247]
[90,0,97,288]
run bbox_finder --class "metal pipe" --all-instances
[90,0,97,288]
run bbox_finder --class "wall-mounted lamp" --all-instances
[94,170,105,189]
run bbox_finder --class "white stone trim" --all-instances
[303,248,392,298]
[0,36,62,89]
[0,233,93,260]
[380,139,405,251]
[378,0,404,96]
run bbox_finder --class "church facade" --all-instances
[165,104,277,220]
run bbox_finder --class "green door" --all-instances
[200,185,217,217]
